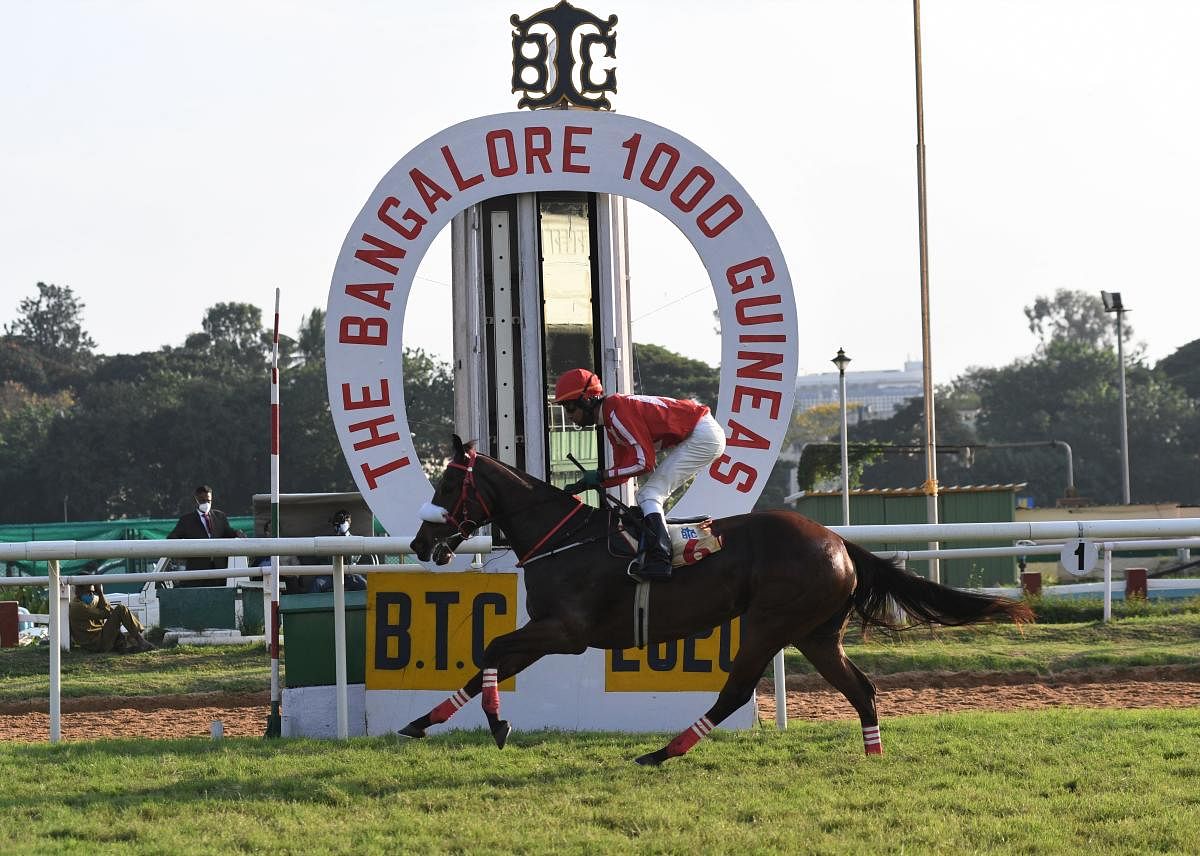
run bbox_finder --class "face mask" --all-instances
[197,502,212,513]
[81,594,96,605]
[336,521,350,535]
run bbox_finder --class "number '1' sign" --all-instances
[1060,539,1099,577]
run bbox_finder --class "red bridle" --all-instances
[443,448,493,537]
[436,449,586,565]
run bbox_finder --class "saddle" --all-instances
[607,508,724,568]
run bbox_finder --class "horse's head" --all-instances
[410,435,493,565]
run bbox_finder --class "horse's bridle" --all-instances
[439,448,493,538]
[419,448,590,566]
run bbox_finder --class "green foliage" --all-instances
[847,395,976,490]
[1024,594,1200,623]
[402,347,455,474]
[963,339,1200,505]
[631,342,719,405]
[0,294,463,521]
[200,302,269,367]
[1024,288,1123,350]
[3,281,97,362]
[1158,337,1200,401]
[297,308,325,363]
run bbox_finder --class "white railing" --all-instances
[4,518,1199,743]
[0,535,493,744]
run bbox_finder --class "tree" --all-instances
[1024,289,1128,351]
[1157,338,1200,401]
[631,343,719,404]
[198,302,268,368]
[0,337,50,392]
[4,282,96,360]
[964,339,1200,506]
[297,308,325,364]
[403,348,455,475]
[0,384,74,522]
[847,395,977,491]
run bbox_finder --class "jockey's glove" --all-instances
[564,469,603,494]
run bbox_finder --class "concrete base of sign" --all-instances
[365,648,756,735]
[282,684,368,738]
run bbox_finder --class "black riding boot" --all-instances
[632,512,673,581]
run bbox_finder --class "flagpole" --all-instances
[265,287,283,738]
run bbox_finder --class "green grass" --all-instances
[1,710,1198,854]
[0,644,269,704]
[4,613,1200,706]
[780,612,1200,679]
[1026,593,1200,623]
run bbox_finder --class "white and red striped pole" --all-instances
[265,287,283,738]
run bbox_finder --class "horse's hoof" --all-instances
[635,748,669,766]
[398,723,426,739]
[491,720,512,749]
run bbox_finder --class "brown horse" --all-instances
[405,436,1032,765]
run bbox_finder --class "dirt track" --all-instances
[3,665,1198,742]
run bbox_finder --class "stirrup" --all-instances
[627,555,671,583]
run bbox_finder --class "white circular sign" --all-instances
[1060,539,1099,577]
[327,111,798,537]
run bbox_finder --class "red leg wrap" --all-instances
[481,668,500,715]
[666,716,713,757]
[863,724,883,755]
[430,689,470,724]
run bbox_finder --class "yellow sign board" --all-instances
[605,619,740,692]
[366,572,519,691]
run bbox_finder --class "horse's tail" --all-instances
[844,539,1034,631]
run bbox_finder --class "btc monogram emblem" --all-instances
[510,1,617,110]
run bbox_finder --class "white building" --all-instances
[795,360,924,422]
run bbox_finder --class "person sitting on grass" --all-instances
[68,579,155,653]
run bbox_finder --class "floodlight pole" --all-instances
[1115,305,1131,504]
[1101,291,1131,504]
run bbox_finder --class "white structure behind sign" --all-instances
[326,110,798,734]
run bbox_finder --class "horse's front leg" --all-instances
[399,618,585,748]
[635,612,786,766]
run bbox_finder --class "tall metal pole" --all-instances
[265,287,283,738]
[1116,308,1131,504]
[913,0,939,581]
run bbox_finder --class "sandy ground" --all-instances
[2,665,1199,742]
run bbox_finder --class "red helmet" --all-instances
[553,368,603,403]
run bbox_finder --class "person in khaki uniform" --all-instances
[69,580,154,653]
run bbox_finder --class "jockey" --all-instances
[553,368,727,582]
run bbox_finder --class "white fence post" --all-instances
[772,650,787,730]
[1103,543,1114,623]
[333,554,348,740]
[48,558,62,744]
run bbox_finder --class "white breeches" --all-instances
[636,413,727,516]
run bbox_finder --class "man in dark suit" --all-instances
[167,485,244,587]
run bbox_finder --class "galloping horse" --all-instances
[405,436,1032,765]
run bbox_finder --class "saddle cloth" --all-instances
[612,515,724,567]
[668,520,724,567]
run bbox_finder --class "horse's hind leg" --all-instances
[794,633,882,755]
[635,615,787,766]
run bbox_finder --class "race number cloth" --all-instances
[668,520,723,568]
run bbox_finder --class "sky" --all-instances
[2,1,1198,384]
